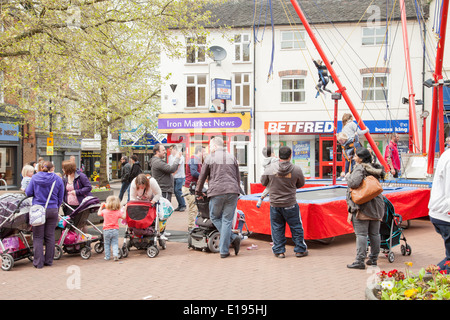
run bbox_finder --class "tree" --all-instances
[0,0,221,185]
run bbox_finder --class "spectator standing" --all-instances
[384,132,401,178]
[25,161,64,268]
[184,145,205,231]
[168,145,186,212]
[118,156,131,201]
[61,160,92,214]
[195,137,241,258]
[151,143,180,201]
[261,146,308,259]
[126,155,142,201]
[256,146,278,208]
[428,149,450,273]
[346,147,385,269]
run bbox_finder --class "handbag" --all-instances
[350,175,383,205]
[157,197,174,221]
[29,181,56,227]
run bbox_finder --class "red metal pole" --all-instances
[289,0,390,171]
[333,96,338,185]
[399,0,420,153]
[427,0,449,174]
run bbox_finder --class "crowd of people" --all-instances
[18,129,449,273]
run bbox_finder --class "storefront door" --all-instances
[319,136,344,179]
[230,137,249,194]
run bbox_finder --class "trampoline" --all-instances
[237,185,430,241]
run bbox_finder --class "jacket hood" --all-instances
[277,160,294,176]
[361,163,383,178]
[33,171,58,186]
[263,157,278,168]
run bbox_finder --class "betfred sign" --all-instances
[265,121,334,134]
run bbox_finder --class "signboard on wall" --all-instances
[211,78,232,100]
[264,120,409,134]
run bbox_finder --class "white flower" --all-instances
[381,281,394,290]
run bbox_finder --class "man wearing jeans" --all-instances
[196,137,241,258]
[261,146,308,259]
[428,149,450,273]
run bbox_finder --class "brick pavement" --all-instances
[0,182,445,301]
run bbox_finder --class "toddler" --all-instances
[20,165,35,191]
[97,195,126,261]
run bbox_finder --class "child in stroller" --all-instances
[187,182,251,253]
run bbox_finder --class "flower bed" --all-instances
[370,262,450,300]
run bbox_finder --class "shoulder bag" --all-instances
[350,175,383,205]
[29,180,56,227]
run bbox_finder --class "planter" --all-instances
[365,275,435,300]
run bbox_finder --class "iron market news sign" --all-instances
[158,112,251,133]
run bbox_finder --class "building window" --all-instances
[233,73,251,108]
[281,30,306,49]
[186,36,206,64]
[186,74,207,108]
[362,27,387,46]
[234,34,250,62]
[281,77,305,102]
[362,74,388,101]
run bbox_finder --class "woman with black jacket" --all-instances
[346,147,385,269]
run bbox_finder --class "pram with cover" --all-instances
[121,200,165,258]
[368,196,411,263]
[0,193,33,271]
[54,196,103,260]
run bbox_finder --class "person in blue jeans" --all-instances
[261,146,308,258]
[196,137,241,258]
[98,196,126,261]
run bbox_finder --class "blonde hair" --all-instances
[105,195,121,211]
[342,113,353,127]
[22,165,34,177]
[336,132,348,144]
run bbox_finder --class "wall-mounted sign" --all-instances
[265,119,409,134]
[158,112,251,133]
[211,78,232,100]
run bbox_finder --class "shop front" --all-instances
[0,122,22,188]
[158,112,252,192]
[264,119,410,179]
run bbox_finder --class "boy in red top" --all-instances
[384,133,401,178]
[98,196,126,261]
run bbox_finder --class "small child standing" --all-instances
[257,147,279,208]
[97,195,126,261]
[20,165,35,192]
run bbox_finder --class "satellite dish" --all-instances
[209,46,227,65]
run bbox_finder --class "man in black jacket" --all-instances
[119,156,131,201]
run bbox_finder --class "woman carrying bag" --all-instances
[25,161,64,269]
[346,147,385,269]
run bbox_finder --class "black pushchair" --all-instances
[0,194,34,271]
[370,196,411,263]
[55,196,103,260]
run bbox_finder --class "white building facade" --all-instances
[159,0,447,190]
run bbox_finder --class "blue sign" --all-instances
[211,78,232,100]
[0,123,19,141]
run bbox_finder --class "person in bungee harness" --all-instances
[313,59,334,98]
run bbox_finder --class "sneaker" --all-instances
[178,207,186,212]
[274,253,285,259]
[256,198,263,208]
[160,234,169,240]
[295,251,309,258]
[113,256,119,261]
[347,261,365,269]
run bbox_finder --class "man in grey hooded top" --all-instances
[261,146,308,259]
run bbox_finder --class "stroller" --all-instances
[0,194,33,271]
[54,196,103,260]
[121,200,165,258]
[369,196,411,263]
[187,183,251,253]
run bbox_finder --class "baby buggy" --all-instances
[0,194,33,271]
[187,183,251,253]
[54,196,103,260]
[369,196,411,263]
[121,200,166,258]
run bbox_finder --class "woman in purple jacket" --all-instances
[25,161,64,268]
[61,160,92,215]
